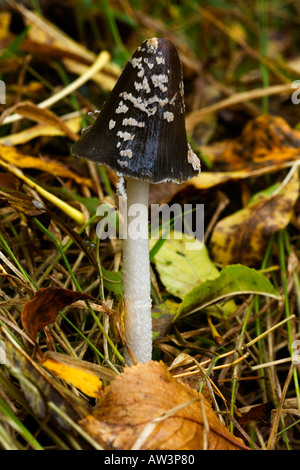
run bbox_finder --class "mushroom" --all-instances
[72,37,201,364]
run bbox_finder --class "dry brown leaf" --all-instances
[183,115,300,193]
[0,186,47,217]
[187,164,293,191]
[20,38,93,64]
[80,361,248,450]
[186,87,296,133]
[237,402,273,443]
[0,172,19,189]
[221,114,300,171]
[21,287,95,341]
[210,168,299,266]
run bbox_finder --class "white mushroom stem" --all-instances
[122,177,152,364]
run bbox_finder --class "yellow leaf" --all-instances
[41,358,103,398]
[0,143,91,186]
[0,11,11,40]
[188,164,292,190]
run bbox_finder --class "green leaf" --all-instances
[175,264,281,321]
[101,266,123,298]
[150,232,220,299]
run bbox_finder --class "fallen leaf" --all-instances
[150,232,220,299]
[0,116,81,146]
[21,287,95,341]
[237,402,273,443]
[175,264,281,320]
[17,1,119,88]
[17,1,95,62]
[150,232,236,319]
[79,361,248,450]
[42,351,117,383]
[0,185,47,217]
[186,115,300,187]
[0,144,92,187]
[41,357,104,398]
[210,168,299,266]
[0,101,78,141]
[187,163,293,191]
[0,172,19,189]
[221,114,300,171]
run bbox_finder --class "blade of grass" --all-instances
[36,214,97,286]
[0,366,71,449]
[253,232,276,401]
[98,165,115,200]
[33,217,124,366]
[2,49,110,126]
[97,0,128,62]
[280,229,300,407]
[0,232,38,291]
[48,401,103,449]
[230,299,254,432]
[0,396,44,450]
[259,0,269,113]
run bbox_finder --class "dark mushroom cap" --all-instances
[72,37,200,183]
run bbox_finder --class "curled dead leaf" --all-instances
[21,287,95,341]
[80,361,248,450]
[221,114,300,171]
[0,144,92,187]
[0,185,47,217]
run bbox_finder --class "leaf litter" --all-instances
[0,0,300,451]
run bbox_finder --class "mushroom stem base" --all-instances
[123,177,152,364]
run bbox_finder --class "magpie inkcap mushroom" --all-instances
[72,37,200,182]
[72,38,200,365]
